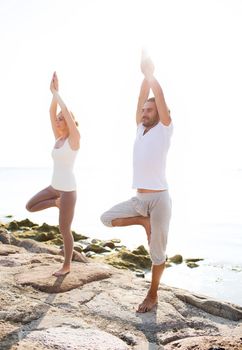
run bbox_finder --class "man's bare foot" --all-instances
[55,198,60,209]
[52,266,70,277]
[137,294,158,313]
[140,217,151,244]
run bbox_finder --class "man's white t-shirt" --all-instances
[132,121,173,190]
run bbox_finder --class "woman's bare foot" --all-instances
[55,197,61,209]
[52,266,70,277]
[137,294,158,313]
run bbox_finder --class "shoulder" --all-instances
[157,121,173,133]
[67,137,80,151]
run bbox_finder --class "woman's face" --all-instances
[56,112,68,131]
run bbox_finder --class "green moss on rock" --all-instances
[103,248,152,271]
[168,254,183,264]
[186,262,199,268]
[111,238,121,244]
[7,221,19,231]
[119,250,152,269]
[13,230,38,239]
[17,218,36,228]
[13,229,58,243]
[36,223,60,233]
[74,245,84,253]
[185,258,204,263]
[7,219,36,230]
[72,231,89,241]
[132,245,149,256]
[102,241,116,249]
[84,244,112,254]
[35,231,56,242]
[50,237,63,245]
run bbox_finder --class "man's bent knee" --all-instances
[100,212,113,227]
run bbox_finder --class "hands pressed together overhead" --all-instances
[50,71,59,94]
[141,50,155,80]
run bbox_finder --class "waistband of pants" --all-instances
[136,190,168,200]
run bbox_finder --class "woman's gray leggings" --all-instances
[26,185,77,266]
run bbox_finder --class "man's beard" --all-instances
[142,118,158,127]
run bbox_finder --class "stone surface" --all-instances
[84,243,112,254]
[174,290,242,321]
[0,237,242,350]
[111,238,121,243]
[72,231,89,241]
[102,241,116,249]
[186,261,199,268]
[15,238,61,255]
[185,258,204,263]
[168,254,183,264]
[0,229,12,244]
[34,222,59,232]
[59,246,89,263]
[103,248,152,270]
[132,245,149,256]
[0,244,26,256]
[20,327,130,350]
[166,335,242,350]
[15,262,112,293]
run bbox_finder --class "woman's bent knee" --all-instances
[25,202,33,212]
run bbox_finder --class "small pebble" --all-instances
[135,272,145,278]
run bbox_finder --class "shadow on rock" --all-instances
[0,275,67,350]
[135,307,163,350]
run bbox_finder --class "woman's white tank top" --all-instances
[51,138,78,191]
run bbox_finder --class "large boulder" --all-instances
[104,248,152,270]
[18,327,130,350]
[15,263,113,293]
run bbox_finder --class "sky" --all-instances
[1,0,242,228]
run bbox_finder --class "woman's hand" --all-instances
[50,72,59,93]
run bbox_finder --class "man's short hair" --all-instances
[147,97,156,103]
[146,97,171,115]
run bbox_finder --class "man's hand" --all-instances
[141,51,155,80]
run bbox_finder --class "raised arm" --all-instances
[136,79,150,125]
[141,55,171,126]
[49,73,60,139]
[50,72,80,149]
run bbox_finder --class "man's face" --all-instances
[141,101,159,127]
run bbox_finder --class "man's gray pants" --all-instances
[100,191,172,265]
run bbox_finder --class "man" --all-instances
[100,53,173,313]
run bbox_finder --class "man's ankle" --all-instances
[147,290,158,299]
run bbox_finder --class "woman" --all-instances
[26,72,80,277]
